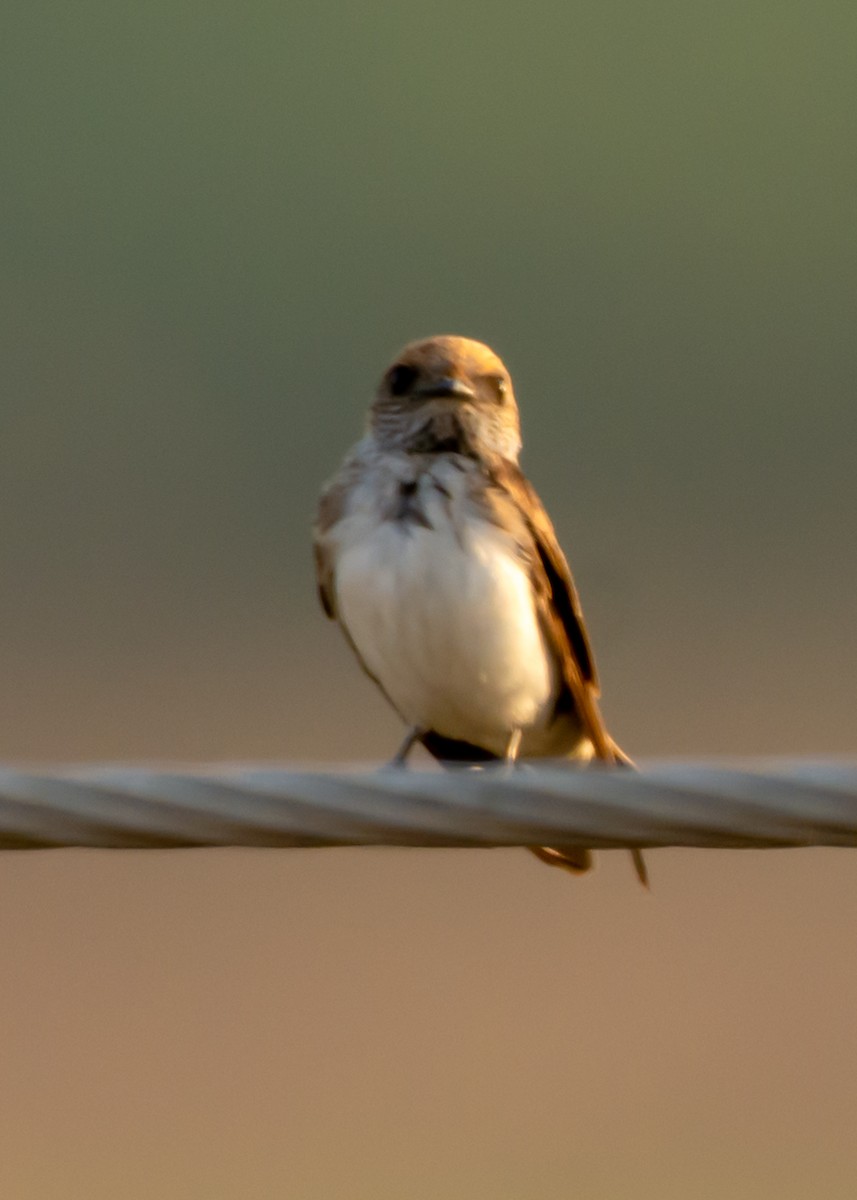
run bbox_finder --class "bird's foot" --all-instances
[502,728,523,773]
[501,724,520,763]
[387,727,425,769]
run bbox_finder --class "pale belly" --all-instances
[334,514,559,754]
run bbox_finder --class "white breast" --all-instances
[331,465,557,754]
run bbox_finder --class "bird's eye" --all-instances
[485,374,508,403]
[387,363,419,397]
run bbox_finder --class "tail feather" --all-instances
[536,739,650,889]
[418,729,648,888]
[629,847,649,888]
[529,845,593,874]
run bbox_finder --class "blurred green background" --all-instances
[1,1,856,1197]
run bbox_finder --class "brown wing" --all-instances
[486,460,616,761]
[482,463,644,882]
[313,473,355,620]
[313,538,337,619]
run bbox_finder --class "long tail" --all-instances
[609,741,649,887]
[420,730,649,888]
[531,739,649,889]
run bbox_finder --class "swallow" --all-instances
[314,335,646,884]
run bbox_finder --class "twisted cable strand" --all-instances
[0,761,856,851]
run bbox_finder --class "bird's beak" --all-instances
[416,376,475,401]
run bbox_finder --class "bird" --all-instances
[313,334,646,885]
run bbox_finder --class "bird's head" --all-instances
[369,335,522,463]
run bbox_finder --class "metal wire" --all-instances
[0,760,855,851]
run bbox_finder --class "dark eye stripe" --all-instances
[387,364,419,396]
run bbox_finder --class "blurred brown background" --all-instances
[1,1,856,1196]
